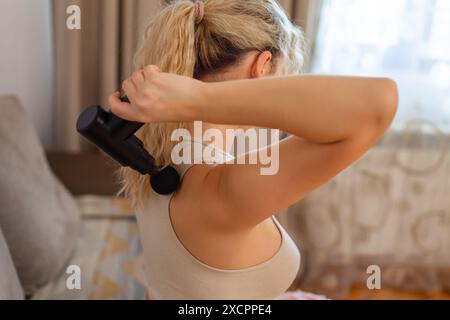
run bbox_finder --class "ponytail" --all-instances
[136,1,198,76]
[120,0,305,206]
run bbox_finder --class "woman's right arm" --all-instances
[190,75,398,228]
[198,75,397,144]
[112,70,397,144]
[110,68,398,229]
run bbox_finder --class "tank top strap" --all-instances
[175,163,195,180]
[172,137,234,181]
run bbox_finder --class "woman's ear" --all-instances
[250,51,273,78]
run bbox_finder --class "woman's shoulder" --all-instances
[171,163,238,231]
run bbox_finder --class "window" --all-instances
[312,0,450,133]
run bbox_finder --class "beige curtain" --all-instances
[52,0,163,152]
[279,0,324,71]
[52,0,322,151]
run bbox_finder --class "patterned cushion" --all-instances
[33,196,146,300]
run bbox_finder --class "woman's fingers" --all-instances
[143,65,161,79]
[109,92,141,121]
[122,78,137,100]
[131,70,145,89]
[110,65,180,123]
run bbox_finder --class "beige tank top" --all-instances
[135,138,300,300]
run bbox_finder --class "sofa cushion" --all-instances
[0,227,24,300]
[0,95,81,296]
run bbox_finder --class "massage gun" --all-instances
[76,96,180,195]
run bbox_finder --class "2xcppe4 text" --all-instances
[178,304,272,318]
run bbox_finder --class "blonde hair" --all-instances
[119,0,305,207]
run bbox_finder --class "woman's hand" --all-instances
[109,65,204,123]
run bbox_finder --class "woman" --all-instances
[109,0,398,300]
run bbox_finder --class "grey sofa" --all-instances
[0,96,81,299]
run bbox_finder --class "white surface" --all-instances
[313,0,450,132]
[0,0,54,149]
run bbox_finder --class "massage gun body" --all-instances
[76,105,159,176]
[76,97,180,195]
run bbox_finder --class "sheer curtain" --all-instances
[284,0,450,297]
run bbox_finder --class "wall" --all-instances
[0,0,54,149]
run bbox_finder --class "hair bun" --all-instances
[194,0,205,24]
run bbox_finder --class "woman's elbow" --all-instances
[374,78,399,130]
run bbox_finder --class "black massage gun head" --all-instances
[76,96,180,196]
[151,166,181,196]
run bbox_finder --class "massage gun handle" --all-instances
[108,96,144,140]
[76,96,158,175]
